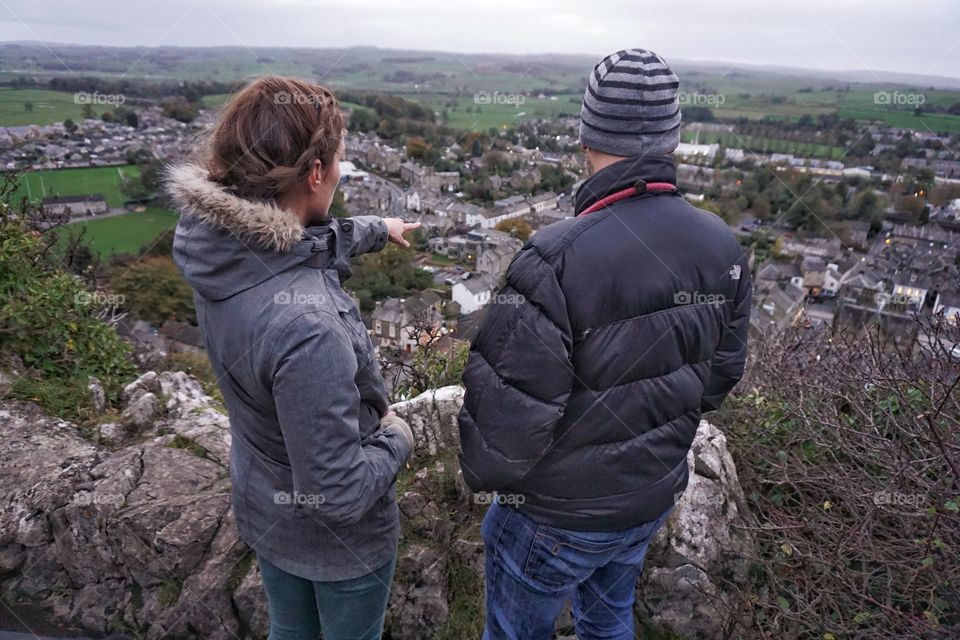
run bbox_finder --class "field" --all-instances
[838,107,960,135]
[395,92,580,131]
[680,130,846,159]
[204,88,581,131]
[196,61,960,133]
[0,88,88,126]
[14,166,140,208]
[674,71,960,133]
[57,207,179,257]
[3,43,960,133]
[201,93,232,109]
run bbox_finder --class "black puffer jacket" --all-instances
[457,156,752,531]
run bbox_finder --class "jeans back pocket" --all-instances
[522,525,626,591]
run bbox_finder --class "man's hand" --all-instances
[383,218,421,248]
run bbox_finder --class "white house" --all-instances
[451,275,499,315]
[405,189,421,212]
[843,166,874,179]
[480,195,530,229]
[822,263,842,297]
[892,277,928,307]
[934,292,960,325]
[445,202,489,227]
[42,195,109,217]
[675,142,719,161]
[338,160,368,181]
[724,148,746,162]
[529,191,559,213]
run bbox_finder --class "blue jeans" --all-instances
[481,502,672,640]
[257,553,396,640]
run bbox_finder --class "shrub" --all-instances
[715,323,960,639]
[110,255,196,326]
[379,316,468,402]
[0,215,138,416]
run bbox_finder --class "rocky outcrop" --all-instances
[0,374,754,639]
[638,421,755,639]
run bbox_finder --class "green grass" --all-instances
[838,107,960,135]
[429,252,458,265]
[15,165,141,208]
[201,93,233,109]
[0,88,88,126]
[670,73,960,130]
[204,94,379,127]
[681,130,846,159]
[434,551,484,640]
[9,375,100,422]
[203,74,960,136]
[202,88,579,132]
[57,207,179,257]
[710,104,837,121]
[340,100,373,113]
[409,92,581,131]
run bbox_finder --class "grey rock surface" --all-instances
[0,377,754,639]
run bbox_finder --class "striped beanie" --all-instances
[579,49,682,158]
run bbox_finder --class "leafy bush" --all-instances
[110,255,196,325]
[0,215,137,415]
[345,244,434,313]
[379,316,468,402]
[715,324,960,639]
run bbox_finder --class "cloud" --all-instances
[0,0,955,78]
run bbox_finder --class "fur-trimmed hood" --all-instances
[166,163,390,303]
[164,163,304,253]
[166,163,326,302]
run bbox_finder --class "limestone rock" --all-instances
[0,352,25,396]
[388,543,450,637]
[0,378,755,640]
[97,421,128,446]
[158,370,214,418]
[122,370,160,404]
[120,391,158,431]
[390,385,463,457]
[233,562,269,637]
[638,419,755,639]
[87,376,107,415]
[0,543,26,574]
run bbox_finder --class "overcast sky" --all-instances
[1,0,957,79]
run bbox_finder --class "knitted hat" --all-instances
[579,48,682,158]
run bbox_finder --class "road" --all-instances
[61,206,129,225]
[365,172,410,220]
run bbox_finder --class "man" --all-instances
[457,49,752,639]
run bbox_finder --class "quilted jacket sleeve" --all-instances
[701,254,753,412]
[340,215,389,257]
[457,246,575,491]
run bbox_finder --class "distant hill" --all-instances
[2,42,958,91]
[2,42,959,133]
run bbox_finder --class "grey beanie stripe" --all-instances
[581,100,680,122]
[580,114,682,137]
[586,84,675,106]
[616,51,661,62]
[594,62,676,78]
[579,48,682,157]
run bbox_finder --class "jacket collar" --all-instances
[575,155,677,215]
[164,163,306,253]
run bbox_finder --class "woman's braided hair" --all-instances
[204,76,344,200]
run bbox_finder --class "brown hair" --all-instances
[203,76,344,200]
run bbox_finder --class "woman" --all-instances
[166,76,420,640]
